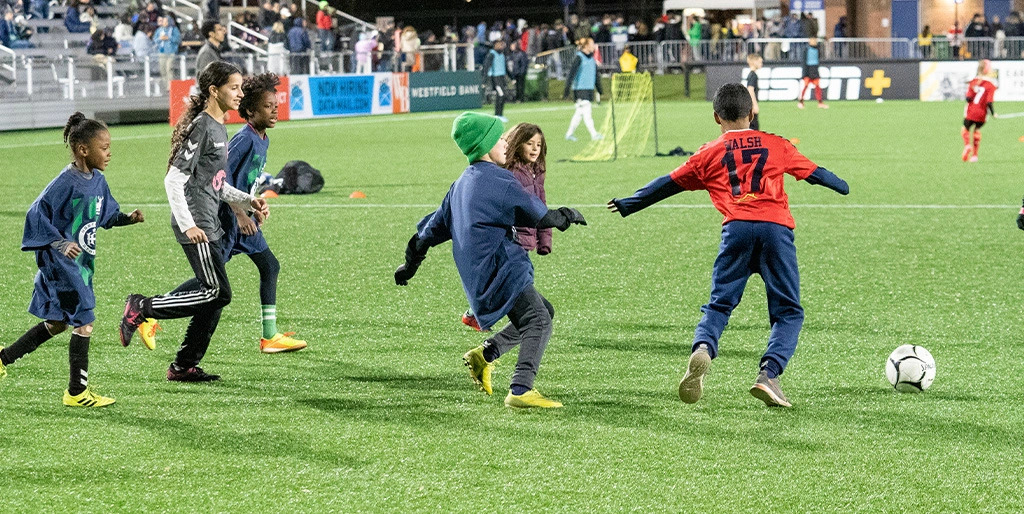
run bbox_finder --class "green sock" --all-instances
[261,305,277,339]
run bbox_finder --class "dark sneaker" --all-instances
[119,294,147,347]
[750,370,792,408]
[166,364,221,382]
[678,347,711,404]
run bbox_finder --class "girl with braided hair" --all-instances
[118,61,270,382]
[0,112,144,407]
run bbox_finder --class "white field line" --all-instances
[124,203,1014,210]
[0,105,573,150]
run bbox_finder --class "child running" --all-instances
[797,36,827,110]
[1,112,144,407]
[219,73,306,353]
[461,122,551,331]
[395,112,587,408]
[962,59,998,163]
[608,83,849,407]
[118,61,270,382]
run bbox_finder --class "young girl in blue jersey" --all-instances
[221,73,306,353]
[562,37,603,142]
[0,112,144,407]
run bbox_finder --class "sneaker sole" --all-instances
[260,344,307,354]
[678,351,711,404]
[750,384,792,408]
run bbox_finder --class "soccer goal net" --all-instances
[572,72,659,162]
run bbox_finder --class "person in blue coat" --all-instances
[64,3,91,33]
[394,112,587,409]
[1,113,144,407]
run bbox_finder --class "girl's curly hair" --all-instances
[238,73,280,120]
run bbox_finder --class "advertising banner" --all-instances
[706,62,920,101]
[169,77,289,125]
[289,73,409,119]
[920,61,1024,101]
[408,71,483,112]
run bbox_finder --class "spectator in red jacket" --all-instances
[316,0,333,51]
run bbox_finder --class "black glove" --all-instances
[1017,213,1024,231]
[394,263,418,286]
[558,207,587,227]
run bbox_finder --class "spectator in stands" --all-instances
[354,30,375,74]
[196,20,225,73]
[64,0,91,33]
[87,28,117,65]
[258,0,278,31]
[509,40,528,103]
[1,10,34,48]
[154,14,180,89]
[287,2,301,29]
[992,16,1006,58]
[1006,12,1024,58]
[316,1,332,52]
[137,1,160,30]
[965,13,990,58]
[134,22,154,59]
[268,20,285,43]
[400,25,419,71]
[619,44,637,73]
[114,13,134,54]
[918,25,933,59]
[949,22,963,60]
[287,17,310,74]
[833,15,847,58]
[81,5,97,30]
[594,16,611,43]
[29,0,48,21]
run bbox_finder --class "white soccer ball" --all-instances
[885,345,936,392]
[876,98,884,104]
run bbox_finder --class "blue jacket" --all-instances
[153,26,181,54]
[287,23,311,52]
[64,6,91,33]
[416,161,548,330]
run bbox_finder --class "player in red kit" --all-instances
[608,83,849,408]
[963,59,998,163]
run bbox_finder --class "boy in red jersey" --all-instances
[608,83,849,407]
[962,59,998,163]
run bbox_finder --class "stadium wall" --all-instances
[0,96,168,132]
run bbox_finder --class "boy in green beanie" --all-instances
[394,112,587,408]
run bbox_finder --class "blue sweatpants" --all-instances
[692,220,804,374]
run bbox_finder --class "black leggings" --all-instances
[964,119,985,130]
[248,249,280,305]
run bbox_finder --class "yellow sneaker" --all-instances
[0,346,7,381]
[63,387,115,407]
[260,332,307,353]
[462,346,496,395]
[137,319,161,351]
[504,389,563,409]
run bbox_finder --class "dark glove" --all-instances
[558,207,587,227]
[537,247,551,256]
[395,263,418,286]
[1017,212,1024,231]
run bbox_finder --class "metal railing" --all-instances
[169,0,203,26]
[301,0,374,31]
[1,44,17,81]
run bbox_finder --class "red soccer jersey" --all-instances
[965,77,997,122]
[669,129,818,229]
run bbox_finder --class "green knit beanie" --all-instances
[451,112,504,164]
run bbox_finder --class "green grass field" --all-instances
[2,95,1024,512]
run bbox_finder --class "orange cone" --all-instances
[1019,136,1024,142]
[349,191,367,199]
[261,190,279,199]
[789,137,800,145]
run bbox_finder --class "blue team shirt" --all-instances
[417,161,548,330]
[805,45,820,66]
[572,51,598,91]
[22,165,124,325]
[219,123,271,258]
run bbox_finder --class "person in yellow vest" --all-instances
[619,45,638,73]
[918,25,933,59]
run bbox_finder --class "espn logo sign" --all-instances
[743,66,863,101]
